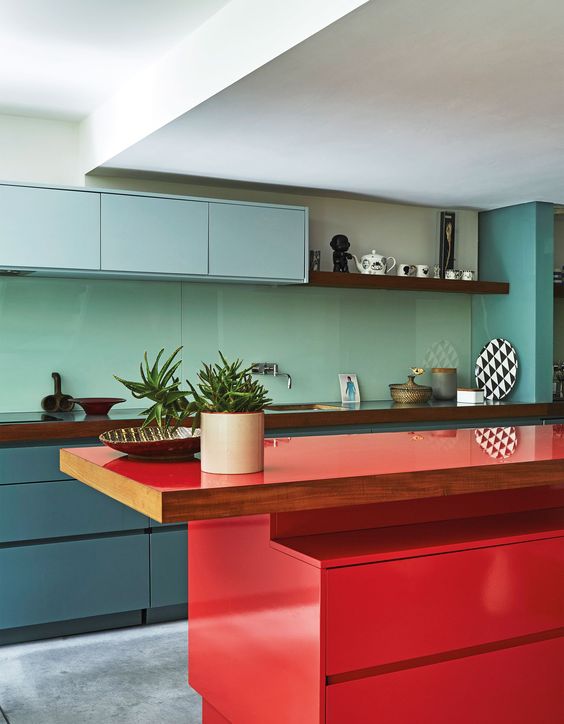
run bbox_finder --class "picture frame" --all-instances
[338,373,360,404]
[439,211,456,277]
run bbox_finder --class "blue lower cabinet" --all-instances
[0,480,148,544]
[150,528,188,608]
[0,534,149,630]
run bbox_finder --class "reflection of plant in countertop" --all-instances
[186,352,271,430]
[115,348,271,432]
[115,347,189,430]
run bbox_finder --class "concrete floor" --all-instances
[0,621,201,724]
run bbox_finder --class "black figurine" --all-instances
[330,234,352,272]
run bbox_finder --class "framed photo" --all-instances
[338,373,360,404]
[439,211,456,277]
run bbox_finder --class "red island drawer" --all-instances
[326,636,564,724]
[326,536,564,675]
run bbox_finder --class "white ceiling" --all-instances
[0,0,230,119]
[102,0,564,209]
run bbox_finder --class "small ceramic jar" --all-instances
[431,367,457,400]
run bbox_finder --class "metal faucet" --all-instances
[251,362,292,389]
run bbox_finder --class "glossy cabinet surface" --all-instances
[326,637,564,724]
[0,480,147,544]
[326,536,564,674]
[150,528,188,608]
[101,193,208,275]
[0,534,149,629]
[209,202,307,281]
[0,185,100,270]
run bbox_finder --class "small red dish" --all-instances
[71,397,126,415]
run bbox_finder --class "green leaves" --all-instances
[114,347,189,431]
[115,348,271,433]
[186,352,271,430]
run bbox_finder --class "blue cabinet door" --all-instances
[101,193,208,275]
[150,528,188,608]
[0,185,100,270]
[0,534,149,629]
[209,202,307,281]
[0,480,148,544]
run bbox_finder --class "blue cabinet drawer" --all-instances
[0,185,100,270]
[209,202,307,281]
[101,193,208,275]
[0,480,148,544]
[0,442,96,485]
[150,528,187,608]
[0,534,149,629]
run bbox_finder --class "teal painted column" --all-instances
[472,202,553,402]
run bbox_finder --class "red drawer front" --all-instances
[326,636,564,724]
[326,536,564,675]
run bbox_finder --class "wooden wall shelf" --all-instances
[308,271,509,295]
[555,284,564,298]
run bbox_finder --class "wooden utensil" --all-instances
[41,372,75,412]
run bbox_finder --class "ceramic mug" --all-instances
[445,269,456,280]
[416,265,430,278]
[397,263,416,277]
[462,270,474,281]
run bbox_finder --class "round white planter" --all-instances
[200,411,264,474]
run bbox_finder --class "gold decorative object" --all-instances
[389,368,432,404]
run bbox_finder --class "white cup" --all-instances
[462,270,474,281]
[416,265,430,278]
[445,269,456,280]
[397,263,416,277]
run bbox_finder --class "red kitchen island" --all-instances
[60,424,564,724]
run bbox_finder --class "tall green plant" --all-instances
[186,352,271,429]
[115,347,189,430]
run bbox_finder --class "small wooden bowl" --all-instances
[71,398,126,415]
[100,426,201,461]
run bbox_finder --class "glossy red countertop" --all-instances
[65,424,563,493]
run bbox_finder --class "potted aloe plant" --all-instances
[115,348,271,473]
[187,353,271,474]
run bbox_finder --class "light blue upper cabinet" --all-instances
[101,193,208,275]
[209,202,307,281]
[0,185,100,270]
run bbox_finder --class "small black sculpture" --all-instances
[330,234,352,273]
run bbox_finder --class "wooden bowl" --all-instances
[100,426,201,460]
[71,398,126,415]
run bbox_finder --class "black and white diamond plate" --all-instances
[475,426,518,460]
[475,338,518,400]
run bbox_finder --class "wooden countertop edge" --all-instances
[60,448,564,523]
[4,401,564,443]
[60,449,163,521]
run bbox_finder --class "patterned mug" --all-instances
[397,263,416,277]
[462,270,475,281]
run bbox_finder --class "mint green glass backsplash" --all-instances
[180,283,471,403]
[0,277,471,412]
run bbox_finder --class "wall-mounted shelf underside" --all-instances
[308,271,510,295]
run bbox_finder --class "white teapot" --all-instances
[352,250,396,275]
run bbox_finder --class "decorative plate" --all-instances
[475,426,518,460]
[100,426,201,460]
[475,338,518,400]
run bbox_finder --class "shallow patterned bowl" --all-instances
[100,426,201,461]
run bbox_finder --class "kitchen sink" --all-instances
[266,403,345,412]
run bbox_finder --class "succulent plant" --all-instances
[115,348,271,432]
[186,352,271,430]
[115,347,190,431]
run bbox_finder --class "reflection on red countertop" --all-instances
[65,424,564,493]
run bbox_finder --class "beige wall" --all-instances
[0,113,81,186]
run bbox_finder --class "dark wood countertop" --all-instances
[60,424,564,522]
[0,400,563,444]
